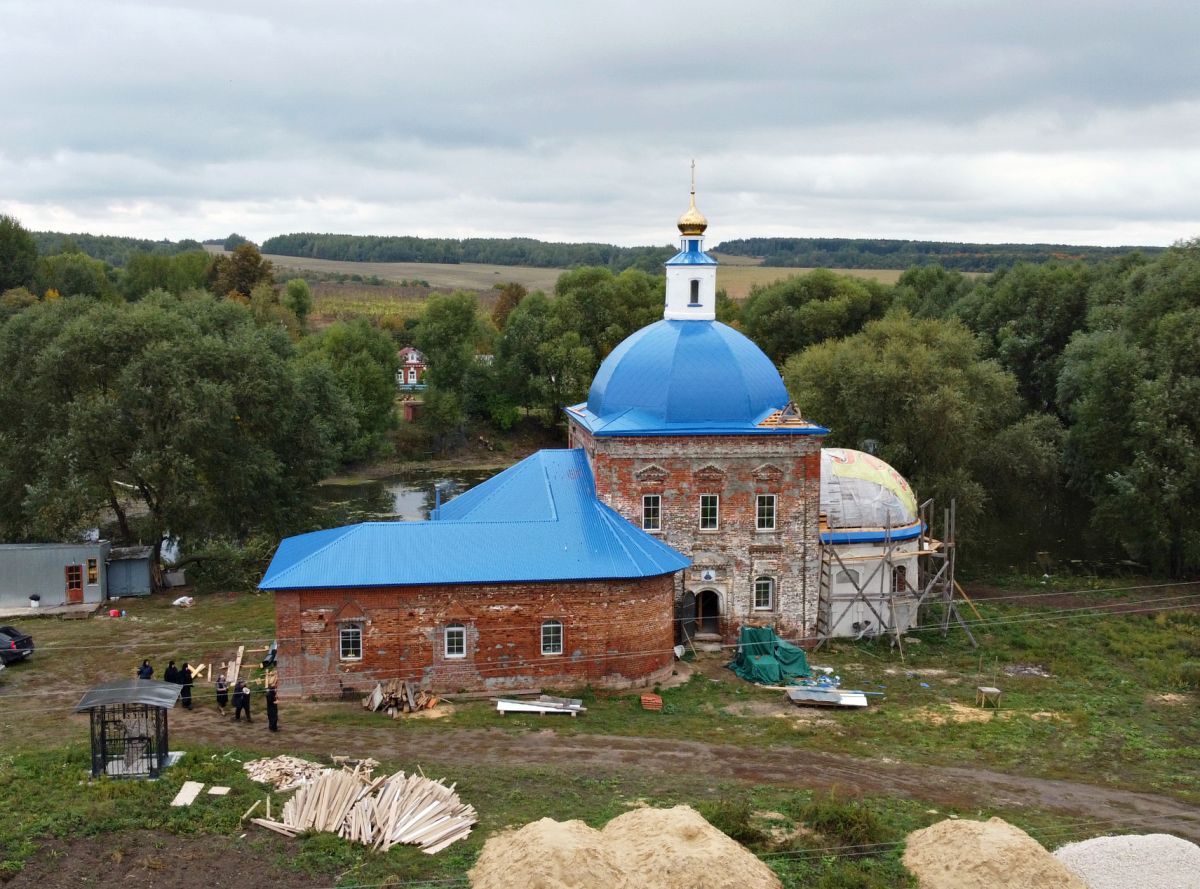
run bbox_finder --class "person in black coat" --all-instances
[164,660,179,684]
[137,660,153,680]
[178,662,193,709]
[266,686,279,732]
[233,681,252,722]
[215,675,229,716]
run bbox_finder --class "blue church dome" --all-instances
[575,319,798,434]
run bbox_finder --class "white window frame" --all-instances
[339,623,363,661]
[541,620,563,656]
[754,576,775,611]
[444,623,466,659]
[699,494,719,530]
[407,367,417,383]
[756,494,777,531]
[642,494,662,532]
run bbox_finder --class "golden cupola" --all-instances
[677,190,708,236]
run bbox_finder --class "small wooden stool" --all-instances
[977,686,1002,709]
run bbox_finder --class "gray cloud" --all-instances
[2,0,1199,246]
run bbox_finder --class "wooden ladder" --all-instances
[815,546,834,640]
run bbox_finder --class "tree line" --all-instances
[0,215,398,582]
[260,233,675,272]
[715,237,1165,272]
[407,245,1200,577]
[4,211,1197,576]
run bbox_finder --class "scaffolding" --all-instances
[814,498,976,651]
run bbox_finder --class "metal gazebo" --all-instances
[74,679,181,779]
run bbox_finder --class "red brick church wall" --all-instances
[273,574,676,698]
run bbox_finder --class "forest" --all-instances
[1,212,1197,579]
[716,236,1166,271]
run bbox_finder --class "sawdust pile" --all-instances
[1054,833,1200,889]
[903,817,1088,889]
[469,805,781,889]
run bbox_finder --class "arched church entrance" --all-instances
[697,589,721,636]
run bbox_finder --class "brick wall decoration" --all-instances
[573,425,824,643]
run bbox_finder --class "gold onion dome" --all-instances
[677,191,708,236]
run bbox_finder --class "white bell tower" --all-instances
[664,161,718,322]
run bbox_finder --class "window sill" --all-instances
[444,654,467,660]
[540,652,563,657]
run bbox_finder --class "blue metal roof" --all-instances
[819,522,923,544]
[665,245,718,266]
[260,450,689,590]
[574,319,825,436]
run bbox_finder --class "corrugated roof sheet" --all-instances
[260,450,689,590]
[74,679,181,711]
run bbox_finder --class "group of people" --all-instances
[135,659,279,731]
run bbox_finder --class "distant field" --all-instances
[213,248,916,306]
[261,252,566,293]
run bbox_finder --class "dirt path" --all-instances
[175,713,1200,842]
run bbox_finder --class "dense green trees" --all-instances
[34,251,119,301]
[261,232,674,272]
[207,243,275,300]
[1056,242,1200,574]
[301,320,397,461]
[717,236,1163,272]
[0,292,353,562]
[283,278,314,329]
[122,250,211,300]
[739,269,892,364]
[0,215,37,291]
[783,313,1061,538]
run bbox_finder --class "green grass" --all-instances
[2,742,1113,888]
[1,583,1197,884]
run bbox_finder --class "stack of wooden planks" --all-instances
[244,755,328,791]
[362,679,438,717]
[251,765,476,854]
[494,695,587,717]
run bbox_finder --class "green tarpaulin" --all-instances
[727,626,812,685]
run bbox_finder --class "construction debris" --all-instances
[170,781,205,807]
[251,765,476,854]
[640,693,663,711]
[495,695,586,717]
[207,786,231,796]
[244,755,328,791]
[363,680,439,717]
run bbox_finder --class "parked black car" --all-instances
[0,626,33,664]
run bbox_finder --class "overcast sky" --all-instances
[3,0,1199,248]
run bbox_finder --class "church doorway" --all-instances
[697,589,721,635]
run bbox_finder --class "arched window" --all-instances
[541,620,563,656]
[689,279,701,305]
[753,576,774,610]
[892,565,908,593]
[835,568,861,588]
[444,623,466,658]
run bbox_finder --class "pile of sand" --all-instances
[1053,833,1200,889]
[903,817,1088,889]
[469,805,781,889]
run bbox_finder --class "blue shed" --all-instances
[108,546,154,598]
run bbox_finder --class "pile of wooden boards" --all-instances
[244,755,328,791]
[494,694,587,717]
[251,765,476,855]
[640,693,663,711]
[362,679,438,717]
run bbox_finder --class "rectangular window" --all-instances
[756,494,776,531]
[444,624,466,658]
[642,494,662,531]
[699,494,719,530]
[86,558,99,585]
[541,620,563,656]
[339,624,363,661]
[754,577,774,610]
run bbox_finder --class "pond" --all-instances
[313,467,498,526]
